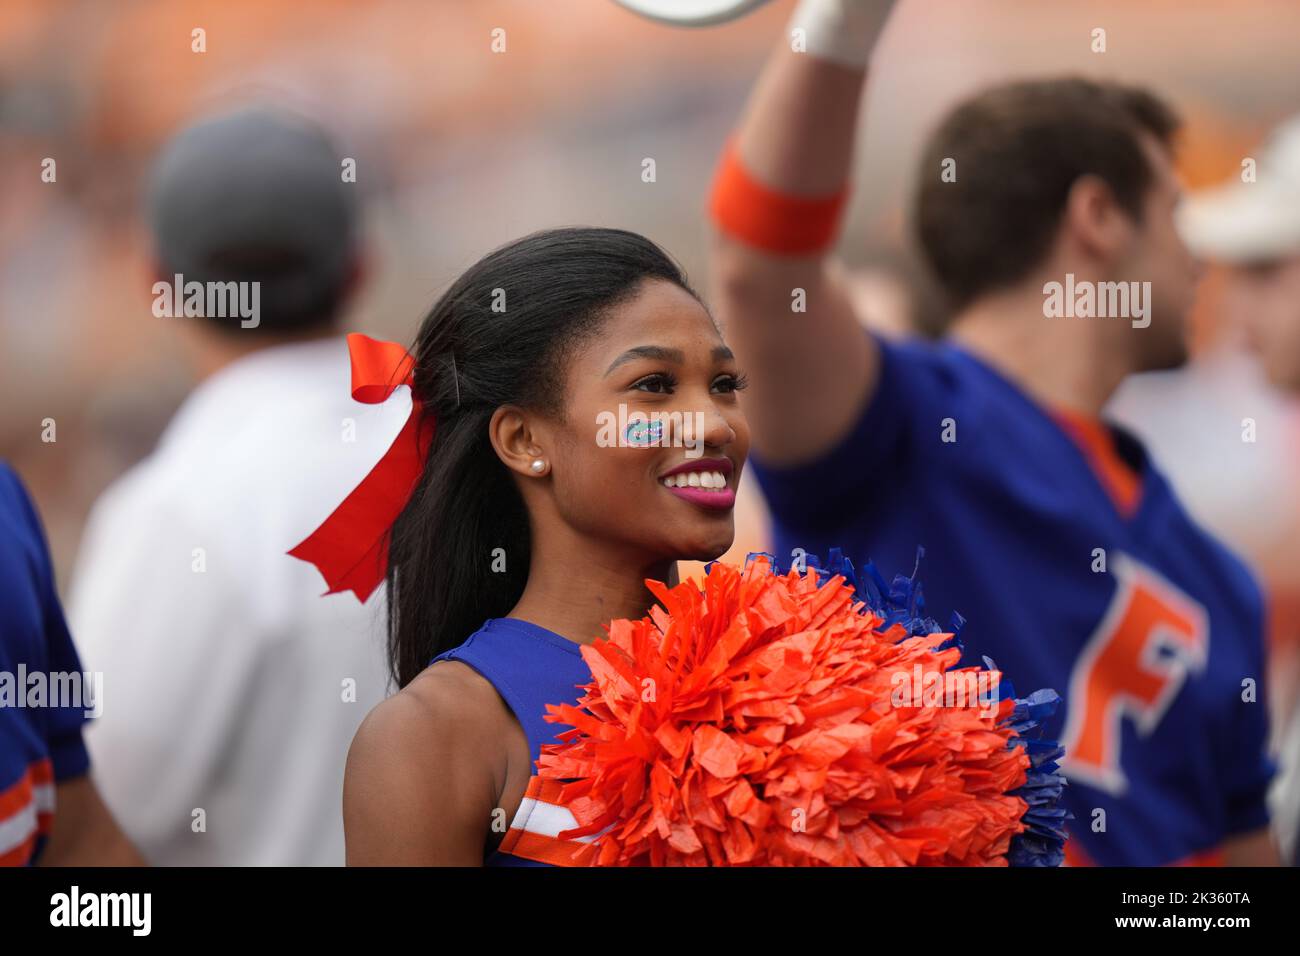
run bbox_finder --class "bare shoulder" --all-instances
[398,659,504,720]
[348,660,509,777]
[343,660,510,865]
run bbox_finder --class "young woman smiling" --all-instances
[337,227,751,865]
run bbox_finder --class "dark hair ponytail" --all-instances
[385,227,696,688]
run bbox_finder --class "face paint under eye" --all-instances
[625,417,665,446]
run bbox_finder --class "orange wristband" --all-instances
[707,136,850,256]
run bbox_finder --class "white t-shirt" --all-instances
[68,337,409,866]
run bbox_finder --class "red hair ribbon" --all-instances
[288,333,435,602]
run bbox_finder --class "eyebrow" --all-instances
[604,344,734,376]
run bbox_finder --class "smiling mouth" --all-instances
[660,468,728,491]
[658,466,736,512]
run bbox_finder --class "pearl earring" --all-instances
[530,459,546,473]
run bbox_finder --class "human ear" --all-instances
[1063,174,1134,263]
[489,405,550,479]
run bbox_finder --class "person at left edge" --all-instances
[0,462,142,865]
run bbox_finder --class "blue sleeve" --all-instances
[0,464,92,782]
[746,331,919,532]
[1221,567,1275,837]
[40,600,92,782]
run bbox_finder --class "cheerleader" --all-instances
[292,227,751,865]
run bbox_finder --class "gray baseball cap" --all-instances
[147,106,360,331]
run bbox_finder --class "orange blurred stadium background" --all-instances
[2,0,1298,727]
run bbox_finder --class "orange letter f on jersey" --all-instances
[1060,553,1209,795]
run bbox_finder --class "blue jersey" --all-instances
[749,334,1274,866]
[0,463,92,866]
[431,617,592,867]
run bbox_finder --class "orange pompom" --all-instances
[538,554,1045,866]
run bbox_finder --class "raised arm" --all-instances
[707,0,898,466]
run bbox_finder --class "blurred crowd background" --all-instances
[2,0,1299,737]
